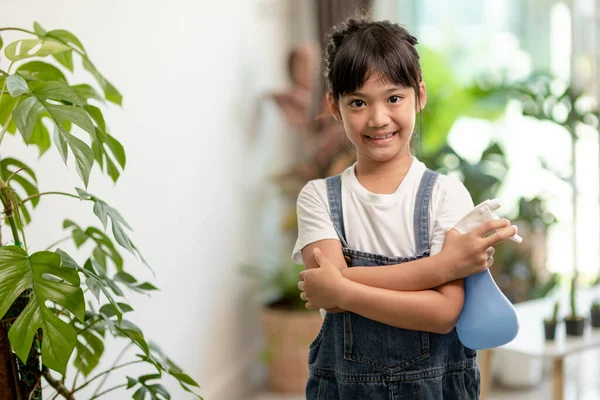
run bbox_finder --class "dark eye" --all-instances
[388,96,402,103]
[349,99,365,108]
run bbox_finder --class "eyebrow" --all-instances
[349,87,405,97]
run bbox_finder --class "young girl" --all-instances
[293,18,518,399]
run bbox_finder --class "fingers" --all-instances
[299,270,306,281]
[297,280,304,291]
[486,255,494,268]
[473,218,511,237]
[305,302,317,310]
[300,292,307,301]
[483,225,518,247]
[486,247,495,257]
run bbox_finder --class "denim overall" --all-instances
[306,170,480,399]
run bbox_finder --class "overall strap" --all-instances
[413,169,439,256]
[325,175,350,248]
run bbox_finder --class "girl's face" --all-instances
[327,73,426,165]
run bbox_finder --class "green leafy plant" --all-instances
[591,300,600,311]
[0,23,201,399]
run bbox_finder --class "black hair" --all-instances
[323,18,424,148]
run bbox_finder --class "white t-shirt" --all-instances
[292,157,474,264]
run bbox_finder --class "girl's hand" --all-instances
[441,218,517,281]
[298,248,350,310]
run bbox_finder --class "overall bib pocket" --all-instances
[343,312,430,371]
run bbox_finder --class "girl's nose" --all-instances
[367,105,392,128]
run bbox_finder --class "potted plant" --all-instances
[543,300,560,340]
[0,23,201,399]
[564,274,585,336]
[242,260,322,393]
[591,300,600,328]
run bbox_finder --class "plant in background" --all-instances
[418,61,560,304]
[543,300,560,340]
[0,23,201,399]
[591,298,600,328]
[241,260,306,311]
[564,273,585,336]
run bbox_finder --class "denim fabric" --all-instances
[306,170,479,399]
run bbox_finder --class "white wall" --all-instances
[1,1,305,398]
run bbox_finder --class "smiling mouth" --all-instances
[365,131,397,140]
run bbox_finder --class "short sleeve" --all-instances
[430,175,475,256]
[291,180,340,264]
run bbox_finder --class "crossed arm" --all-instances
[299,219,516,334]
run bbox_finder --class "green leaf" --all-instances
[31,81,85,107]
[71,309,107,376]
[71,190,151,271]
[74,328,104,376]
[61,129,94,187]
[86,259,123,297]
[63,221,124,272]
[0,91,19,134]
[52,50,74,72]
[4,39,70,62]
[33,21,47,36]
[0,246,85,374]
[12,88,96,185]
[13,97,45,142]
[86,277,102,302]
[52,123,68,163]
[0,35,3,50]
[83,58,122,105]
[127,374,171,400]
[17,61,67,83]
[139,343,201,397]
[115,320,149,355]
[55,249,80,269]
[46,29,86,54]
[99,302,133,318]
[6,75,29,97]
[83,106,126,181]
[72,84,104,104]
[55,248,124,322]
[29,119,51,155]
[104,132,126,169]
[114,273,159,294]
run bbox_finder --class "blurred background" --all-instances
[1,0,600,399]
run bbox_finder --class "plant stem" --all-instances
[72,360,143,394]
[0,185,21,246]
[88,383,127,400]
[91,343,133,397]
[5,167,25,185]
[0,104,17,146]
[10,190,27,251]
[0,27,37,35]
[44,235,72,251]
[77,316,101,335]
[21,191,82,204]
[0,69,8,76]
[42,366,74,399]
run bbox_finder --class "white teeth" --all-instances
[368,132,394,139]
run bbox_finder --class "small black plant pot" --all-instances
[543,320,557,340]
[591,309,600,328]
[565,316,585,336]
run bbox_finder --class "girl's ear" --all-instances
[418,81,427,112]
[326,92,341,121]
